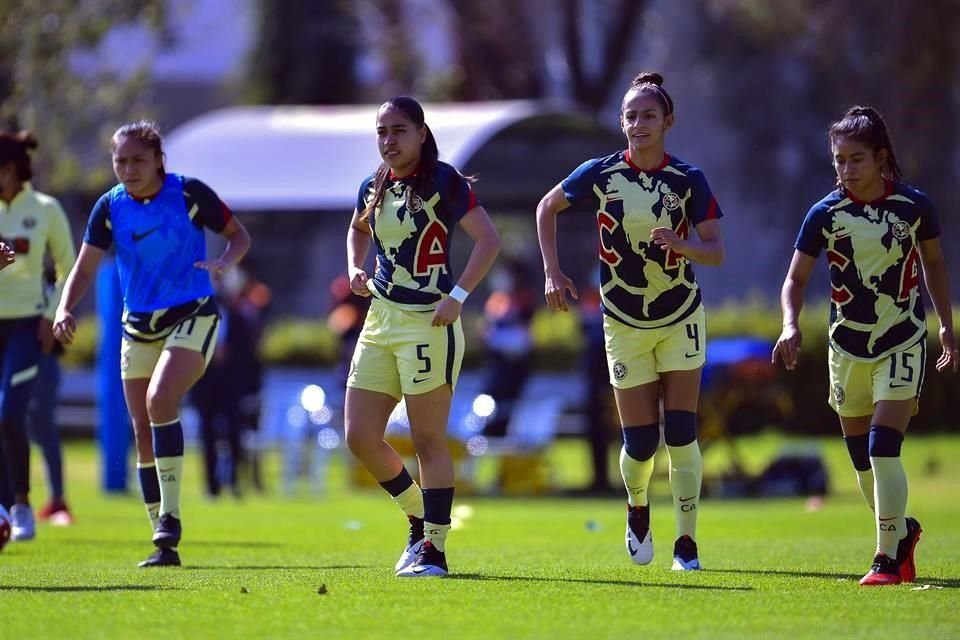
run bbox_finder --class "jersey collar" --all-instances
[843,179,894,205]
[624,150,670,173]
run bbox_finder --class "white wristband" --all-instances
[449,285,469,303]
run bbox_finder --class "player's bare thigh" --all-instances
[614,381,660,426]
[344,386,397,445]
[122,377,154,462]
[840,399,914,436]
[146,347,207,423]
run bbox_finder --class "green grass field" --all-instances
[2,434,959,639]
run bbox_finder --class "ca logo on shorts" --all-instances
[613,362,628,381]
[661,192,681,211]
[833,383,845,406]
[121,354,131,372]
[891,221,910,241]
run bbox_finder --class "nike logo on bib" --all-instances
[133,225,163,242]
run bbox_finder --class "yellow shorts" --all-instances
[828,340,925,417]
[603,305,706,388]
[347,297,464,400]
[120,312,220,380]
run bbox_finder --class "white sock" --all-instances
[871,456,907,557]
[667,441,703,540]
[156,455,184,519]
[619,446,656,507]
[424,522,451,553]
[392,482,424,519]
[855,468,875,511]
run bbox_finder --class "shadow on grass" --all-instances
[182,565,371,571]
[59,539,286,549]
[0,585,166,592]
[705,568,960,588]
[447,573,753,591]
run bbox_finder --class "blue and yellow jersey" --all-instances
[796,181,939,362]
[562,151,723,329]
[84,173,232,339]
[357,161,479,310]
[0,183,76,320]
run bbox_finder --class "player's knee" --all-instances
[410,428,447,459]
[664,410,697,447]
[843,433,871,471]
[145,386,180,423]
[868,425,904,458]
[623,424,659,461]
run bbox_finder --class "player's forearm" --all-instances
[347,225,371,272]
[454,233,501,294]
[536,203,562,273]
[58,268,93,315]
[218,225,251,268]
[780,278,806,328]
[677,239,724,266]
[922,260,954,332]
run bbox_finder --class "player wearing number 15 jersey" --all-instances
[774,106,957,587]
[537,72,726,572]
[344,97,500,578]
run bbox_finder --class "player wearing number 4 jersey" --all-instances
[53,121,250,567]
[537,72,726,571]
[345,97,500,577]
[774,106,957,586]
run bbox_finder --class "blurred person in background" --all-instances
[773,106,956,587]
[192,260,270,497]
[345,96,500,578]
[537,72,726,571]
[478,255,536,438]
[26,265,73,524]
[0,130,76,541]
[53,120,251,567]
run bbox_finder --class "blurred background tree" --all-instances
[0,0,168,191]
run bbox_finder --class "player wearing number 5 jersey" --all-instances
[537,72,725,571]
[53,121,251,567]
[773,106,957,586]
[345,97,500,577]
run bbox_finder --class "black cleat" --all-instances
[671,535,702,570]
[138,546,181,567]
[152,514,182,548]
[396,540,448,577]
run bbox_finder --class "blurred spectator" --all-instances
[578,269,616,494]
[478,257,536,438]
[26,266,72,524]
[191,260,270,497]
[327,272,370,389]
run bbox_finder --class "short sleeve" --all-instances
[356,175,374,214]
[561,158,602,206]
[440,167,479,222]
[794,204,826,257]
[82,193,113,250]
[914,191,941,241]
[183,178,232,233]
[687,168,723,225]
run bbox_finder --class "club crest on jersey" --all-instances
[833,384,845,406]
[406,189,424,213]
[22,216,36,229]
[661,192,681,211]
[613,362,628,381]
[891,220,910,241]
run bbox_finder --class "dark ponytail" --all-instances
[361,97,440,221]
[828,106,903,182]
[0,130,39,181]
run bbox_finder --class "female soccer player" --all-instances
[773,106,956,586]
[345,97,500,577]
[0,130,77,541]
[537,72,725,571]
[53,120,251,567]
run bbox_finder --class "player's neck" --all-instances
[0,180,23,204]
[846,177,888,203]
[626,145,668,172]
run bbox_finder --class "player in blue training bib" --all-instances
[345,97,500,578]
[537,71,726,572]
[773,106,957,587]
[53,120,251,568]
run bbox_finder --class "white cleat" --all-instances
[396,540,448,577]
[625,504,653,565]
[394,538,425,573]
[10,504,36,541]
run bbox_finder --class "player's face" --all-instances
[376,107,426,178]
[832,137,888,199]
[620,91,673,153]
[112,136,164,197]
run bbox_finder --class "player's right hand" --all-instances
[544,268,578,312]
[348,268,371,297]
[0,241,14,270]
[52,309,77,345]
[772,325,802,370]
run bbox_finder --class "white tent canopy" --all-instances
[164,100,592,211]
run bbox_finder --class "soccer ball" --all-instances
[0,505,11,552]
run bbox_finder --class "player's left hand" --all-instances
[936,327,959,373]
[650,226,684,252]
[432,297,461,327]
[0,241,14,270]
[38,317,56,354]
[194,258,230,276]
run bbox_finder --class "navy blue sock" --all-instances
[138,464,162,504]
[379,467,415,497]
[152,420,185,457]
[664,410,697,447]
[622,424,659,461]
[843,433,871,471]
[422,487,455,526]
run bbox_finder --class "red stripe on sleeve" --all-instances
[705,196,718,220]
[220,201,233,226]
[467,189,478,211]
